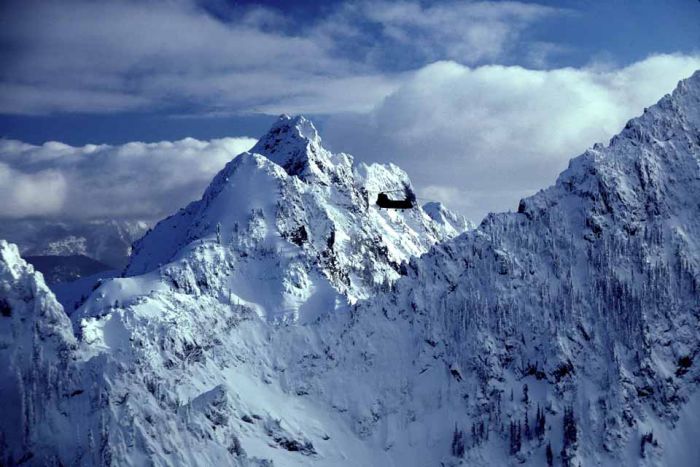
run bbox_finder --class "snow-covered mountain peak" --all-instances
[119,115,470,322]
[610,68,700,149]
[250,114,337,183]
[0,240,78,464]
[371,70,700,465]
[665,69,700,127]
[0,240,72,339]
[423,201,476,238]
[0,240,76,350]
[513,69,700,231]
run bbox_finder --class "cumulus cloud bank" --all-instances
[3,53,697,225]
[323,54,700,221]
[0,0,558,115]
[0,137,255,221]
[0,162,66,217]
[1,1,697,224]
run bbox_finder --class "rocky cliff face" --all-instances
[1,72,699,467]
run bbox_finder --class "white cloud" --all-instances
[0,162,67,217]
[352,0,560,64]
[0,0,558,115]
[0,0,398,115]
[2,54,697,226]
[323,54,700,221]
[1,1,697,226]
[0,137,256,220]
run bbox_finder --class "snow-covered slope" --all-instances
[1,71,699,467]
[0,241,77,465]
[122,115,466,322]
[361,69,700,465]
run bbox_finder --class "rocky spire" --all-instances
[250,115,334,183]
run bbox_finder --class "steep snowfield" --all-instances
[0,241,77,464]
[364,70,700,466]
[122,115,464,322]
[1,72,699,466]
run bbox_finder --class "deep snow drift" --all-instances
[1,71,699,466]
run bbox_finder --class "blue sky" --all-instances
[0,0,699,220]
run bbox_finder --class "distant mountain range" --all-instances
[24,254,113,284]
[0,218,149,268]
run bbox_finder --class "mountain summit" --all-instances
[120,114,468,323]
[250,115,330,181]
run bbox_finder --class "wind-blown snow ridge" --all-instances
[1,71,699,466]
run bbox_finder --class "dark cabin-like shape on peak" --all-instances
[376,186,417,210]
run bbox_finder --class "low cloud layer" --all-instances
[0,137,255,221]
[2,54,698,225]
[323,54,700,221]
[0,162,66,217]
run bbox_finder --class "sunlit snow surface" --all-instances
[1,71,700,466]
